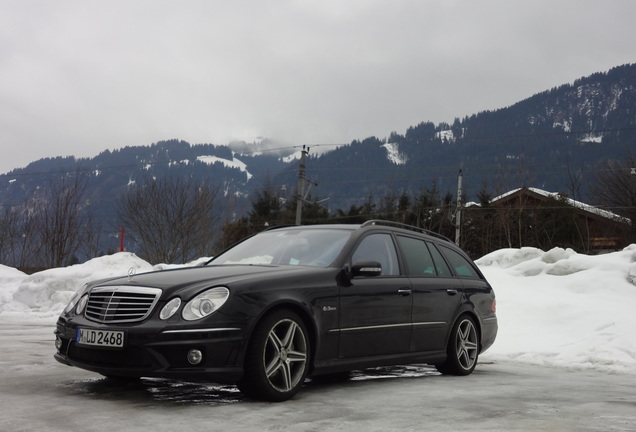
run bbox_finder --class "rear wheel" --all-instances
[435,315,479,375]
[238,309,310,402]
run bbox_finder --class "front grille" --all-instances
[85,286,162,323]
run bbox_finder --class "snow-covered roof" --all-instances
[491,187,630,225]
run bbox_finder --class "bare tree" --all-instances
[565,154,584,202]
[118,178,220,264]
[35,172,92,268]
[592,157,636,244]
[14,206,40,269]
[0,200,42,269]
[0,207,19,266]
[461,188,498,258]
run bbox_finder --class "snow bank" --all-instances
[0,264,27,315]
[477,246,636,373]
[1,247,635,374]
[0,253,154,318]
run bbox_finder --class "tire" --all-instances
[435,315,479,376]
[238,309,310,402]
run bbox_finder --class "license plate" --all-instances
[76,328,125,348]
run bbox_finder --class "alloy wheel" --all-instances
[455,318,478,371]
[263,318,308,392]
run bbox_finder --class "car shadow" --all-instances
[60,377,246,406]
[59,364,442,406]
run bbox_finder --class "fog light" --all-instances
[55,336,63,351]
[187,349,203,365]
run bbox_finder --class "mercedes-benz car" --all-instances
[55,220,497,401]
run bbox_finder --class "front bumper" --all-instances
[54,317,246,383]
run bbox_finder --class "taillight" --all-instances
[491,299,497,313]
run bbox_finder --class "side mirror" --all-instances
[349,260,382,278]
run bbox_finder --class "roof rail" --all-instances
[361,220,452,242]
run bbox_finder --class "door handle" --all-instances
[446,289,458,296]
[397,289,412,296]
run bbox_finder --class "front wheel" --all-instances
[435,315,479,375]
[238,309,310,402]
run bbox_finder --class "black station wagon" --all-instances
[55,221,497,401]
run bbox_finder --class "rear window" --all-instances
[438,245,480,278]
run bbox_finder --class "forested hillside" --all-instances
[297,63,636,209]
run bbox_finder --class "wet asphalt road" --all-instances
[1,319,635,432]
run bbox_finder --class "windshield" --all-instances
[210,228,353,268]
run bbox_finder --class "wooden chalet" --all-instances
[488,187,631,252]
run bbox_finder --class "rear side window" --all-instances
[438,245,480,278]
[396,235,437,276]
[427,243,452,277]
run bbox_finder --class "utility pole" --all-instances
[455,169,463,246]
[295,146,308,225]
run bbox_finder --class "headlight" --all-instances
[182,287,229,321]
[75,295,89,315]
[159,297,182,320]
[63,285,89,315]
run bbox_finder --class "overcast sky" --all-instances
[1,0,635,174]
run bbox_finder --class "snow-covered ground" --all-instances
[1,247,635,374]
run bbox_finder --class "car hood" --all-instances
[90,264,333,297]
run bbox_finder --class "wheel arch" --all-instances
[449,308,484,353]
[242,301,319,370]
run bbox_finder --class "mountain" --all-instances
[293,63,636,208]
[1,63,635,254]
